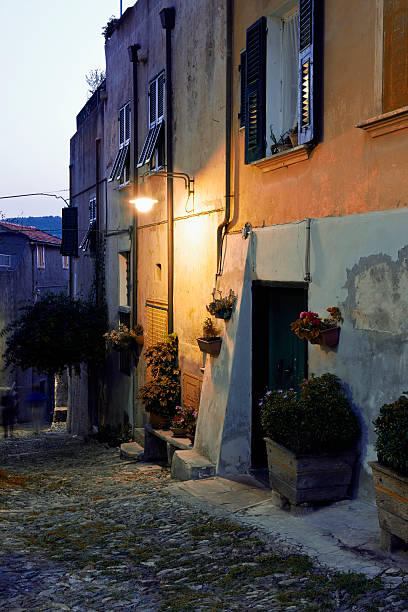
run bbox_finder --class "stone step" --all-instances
[53,407,68,423]
[171,449,216,481]
[133,427,145,447]
[120,442,144,461]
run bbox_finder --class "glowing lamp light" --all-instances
[130,197,158,212]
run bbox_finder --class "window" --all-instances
[0,254,11,267]
[37,245,45,269]
[383,0,408,112]
[243,0,319,164]
[118,252,130,307]
[145,299,168,346]
[79,197,97,253]
[62,255,69,270]
[138,72,165,169]
[108,102,131,186]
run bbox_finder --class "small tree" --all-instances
[85,69,105,96]
[2,293,107,376]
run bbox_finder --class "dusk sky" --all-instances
[0,0,135,221]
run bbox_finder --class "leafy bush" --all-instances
[260,373,360,454]
[96,422,132,447]
[102,16,118,41]
[374,393,408,475]
[2,293,107,375]
[137,333,180,418]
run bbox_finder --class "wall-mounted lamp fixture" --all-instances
[141,169,194,198]
[129,197,158,212]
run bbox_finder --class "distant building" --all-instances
[0,221,69,420]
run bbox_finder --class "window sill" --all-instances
[252,144,312,173]
[118,306,131,314]
[118,181,131,190]
[356,106,408,138]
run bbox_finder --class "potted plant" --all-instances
[104,323,144,353]
[288,124,298,148]
[290,307,343,347]
[270,127,292,154]
[260,373,360,507]
[137,333,181,429]
[171,405,197,439]
[369,393,408,551]
[206,289,237,320]
[197,317,222,356]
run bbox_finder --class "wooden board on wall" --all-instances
[182,371,203,410]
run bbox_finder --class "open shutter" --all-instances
[245,17,266,164]
[125,104,131,141]
[239,51,247,128]
[119,107,125,145]
[157,73,165,121]
[298,0,318,145]
[61,207,78,257]
[149,81,156,127]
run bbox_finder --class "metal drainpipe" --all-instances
[68,164,74,299]
[128,44,141,328]
[216,0,233,277]
[160,7,176,334]
[95,138,101,306]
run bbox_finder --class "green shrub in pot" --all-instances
[374,392,408,476]
[260,373,360,454]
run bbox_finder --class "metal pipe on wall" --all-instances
[160,7,176,334]
[216,0,233,278]
[128,44,141,328]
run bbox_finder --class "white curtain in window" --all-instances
[282,12,299,135]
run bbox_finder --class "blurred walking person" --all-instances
[1,383,18,438]
[26,386,46,434]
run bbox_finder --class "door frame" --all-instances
[251,280,308,469]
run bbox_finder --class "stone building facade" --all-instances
[70,0,408,501]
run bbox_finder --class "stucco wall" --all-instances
[196,208,408,501]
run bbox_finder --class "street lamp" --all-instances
[129,197,158,212]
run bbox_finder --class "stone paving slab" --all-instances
[170,476,408,578]
[1,430,408,611]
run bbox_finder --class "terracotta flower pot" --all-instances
[197,337,222,356]
[310,326,340,347]
[148,413,170,429]
[170,426,188,438]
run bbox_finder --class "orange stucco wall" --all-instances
[230,0,408,230]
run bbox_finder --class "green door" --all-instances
[252,283,307,468]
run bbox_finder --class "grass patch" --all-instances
[189,520,242,538]
[330,571,382,598]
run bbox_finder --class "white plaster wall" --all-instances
[196,208,408,500]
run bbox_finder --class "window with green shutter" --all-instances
[243,1,320,164]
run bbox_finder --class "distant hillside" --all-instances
[5,216,62,238]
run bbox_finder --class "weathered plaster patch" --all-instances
[343,246,408,334]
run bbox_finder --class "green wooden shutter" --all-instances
[245,17,266,164]
[298,0,320,145]
[239,50,247,128]
[61,207,78,257]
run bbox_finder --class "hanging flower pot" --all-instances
[291,307,343,349]
[197,337,222,356]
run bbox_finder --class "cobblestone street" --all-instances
[1,429,408,611]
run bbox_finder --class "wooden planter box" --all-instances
[369,461,408,552]
[197,337,222,356]
[264,437,357,506]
